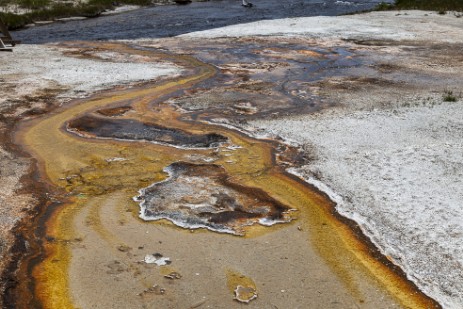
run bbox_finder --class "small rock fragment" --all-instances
[234,285,257,303]
[150,285,166,295]
[144,254,171,266]
[164,271,182,279]
[138,284,165,296]
[117,245,131,252]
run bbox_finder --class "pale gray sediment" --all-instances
[186,11,463,308]
[250,101,463,308]
[135,162,293,235]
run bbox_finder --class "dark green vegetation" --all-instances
[0,0,152,29]
[376,0,463,12]
[2,0,462,31]
[443,90,460,102]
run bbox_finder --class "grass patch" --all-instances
[0,0,153,29]
[17,0,51,10]
[442,90,459,102]
[394,0,463,12]
[88,0,152,5]
[0,12,30,29]
[1,4,107,29]
[375,2,395,11]
[375,0,463,12]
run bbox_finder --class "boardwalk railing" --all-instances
[0,19,19,52]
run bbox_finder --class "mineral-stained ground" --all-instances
[1,9,462,309]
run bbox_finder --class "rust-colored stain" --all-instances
[226,269,257,303]
[96,106,132,117]
[9,41,439,308]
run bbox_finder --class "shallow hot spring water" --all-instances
[9,41,438,308]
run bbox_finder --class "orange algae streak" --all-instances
[33,198,79,309]
[17,45,214,308]
[16,42,437,309]
[252,171,437,308]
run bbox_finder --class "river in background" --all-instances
[13,0,390,43]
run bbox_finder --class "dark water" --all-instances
[13,0,389,43]
[67,115,228,148]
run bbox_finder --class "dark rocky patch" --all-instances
[67,115,227,148]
